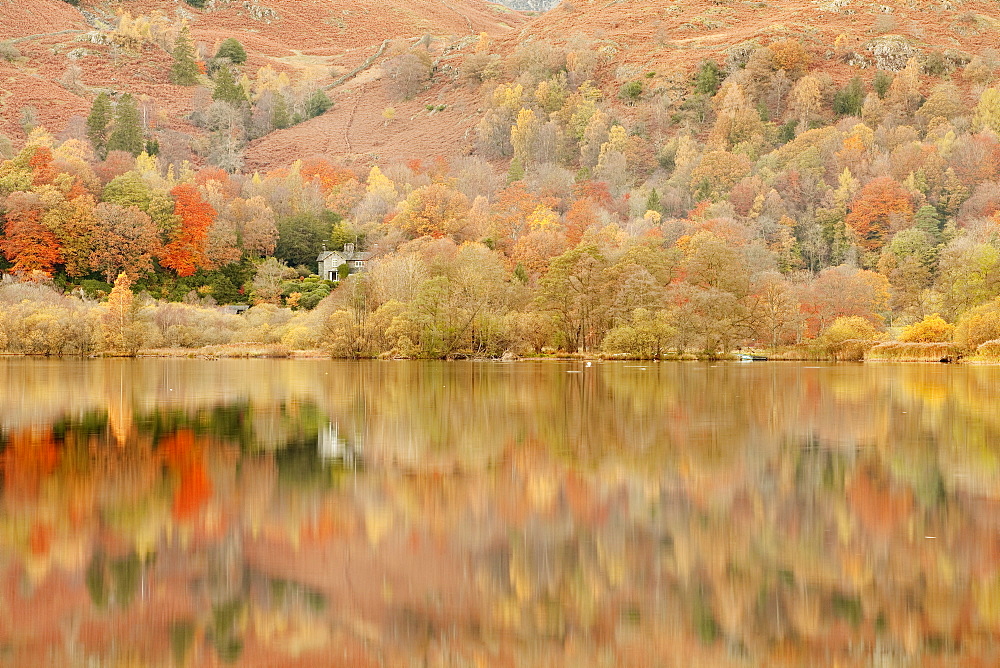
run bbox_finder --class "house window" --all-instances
[328,271,336,281]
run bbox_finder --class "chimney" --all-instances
[344,242,355,256]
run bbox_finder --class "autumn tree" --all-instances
[102,171,177,232]
[102,273,144,355]
[689,150,752,201]
[977,87,1000,134]
[0,193,63,276]
[391,183,470,238]
[844,176,913,252]
[90,202,160,281]
[385,51,432,100]
[799,265,890,334]
[160,184,216,277]
[251,256,295,304]
[534,244,610,352]
[935,238,1000,319]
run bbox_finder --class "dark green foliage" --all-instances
[275,210,343,268]
[337,263,350,281]
[694,60,722,95]
[778,120,797,143]
[210,599,245,663]
[282,275,333,308]
[106,94,144,156]
[170,26,199,86]
[86,92,112,158]
[60,0,80,5]
[645,188,662,214]
[831,593,863,626]
[619,80,644,104]
[215,38,247,65]
[86,554,108,608]
[144,137,159,156]
[915,204,942,241]
[513,263,528,283]
[133,261,255,303]
[833,77,864,117]
[304,88,332,118]
[874,70,892,99]
[271,93,291,129]
[183,0,206,7]
[170,622,196,667]
[212,66,247,105]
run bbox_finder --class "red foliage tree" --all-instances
[160,183,216,276]
[844,177,913,252]
[0,195,63,276]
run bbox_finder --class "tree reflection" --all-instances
[1,360,1000,665]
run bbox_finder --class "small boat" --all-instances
[737,353,768,361]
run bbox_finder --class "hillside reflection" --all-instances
[2,360,1000,666]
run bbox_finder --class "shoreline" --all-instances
[0,348,990,363]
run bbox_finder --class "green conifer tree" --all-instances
[106,94,144,157]
[86,92,112,158]
[170,26,199,86]
[212,66,246,105]
[271,93,291,129]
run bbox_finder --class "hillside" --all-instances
[0,0,525,150]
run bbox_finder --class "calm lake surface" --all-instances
[2,359,1000,667]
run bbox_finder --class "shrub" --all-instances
[819,316,882,360]
[215,38,247,65]
[899,314,953,342]
[954,300,1000,352]
[183,0,206,8]
[694,60,721,95]
[304,89,332,118]
[873,70,892,98]
[833,77,864,117]
[619,80,643,105]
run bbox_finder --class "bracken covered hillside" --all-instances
[0,0,524,154]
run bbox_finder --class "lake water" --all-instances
[2,359,1000,666]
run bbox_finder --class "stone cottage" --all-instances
[317,243,371,281]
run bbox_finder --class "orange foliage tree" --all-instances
[300,157,355,195]
[844,177,913,252]
[160,184,216,276]
[28,146,57,187]
[0,195,63,276]
[391,183,470,238]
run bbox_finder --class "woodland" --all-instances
[4,3,1000,359]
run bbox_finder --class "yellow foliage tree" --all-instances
[976,87,1000,134]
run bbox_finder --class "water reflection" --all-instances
[2,360,1000,666]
